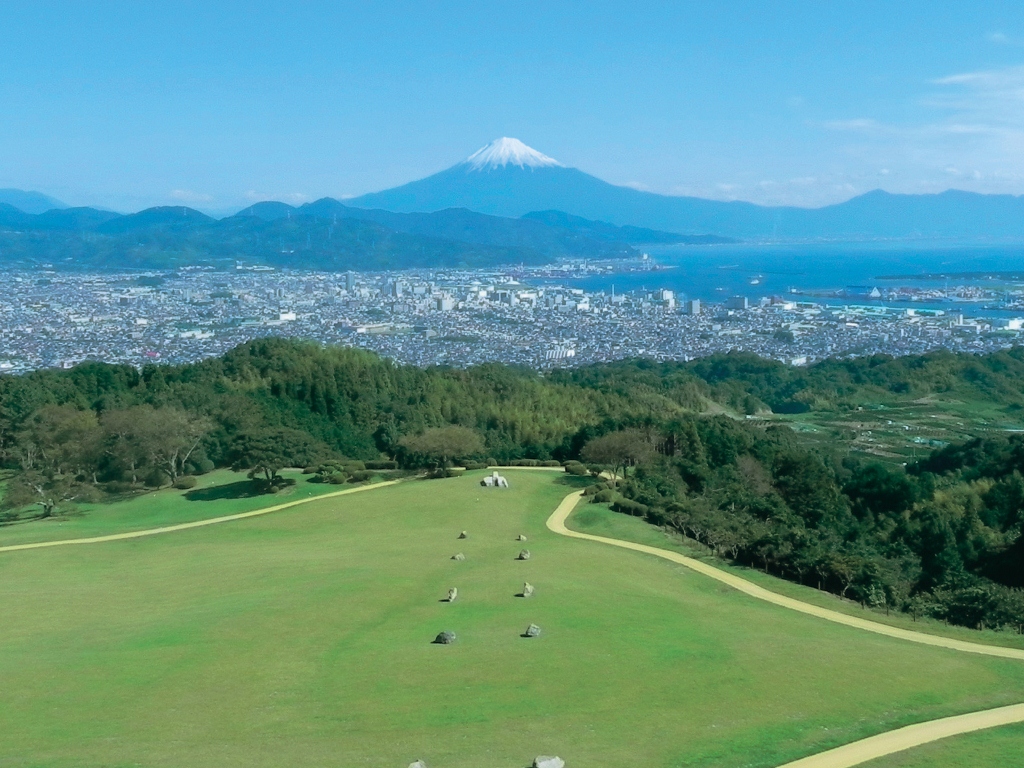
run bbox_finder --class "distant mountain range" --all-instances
[10,137,1024,261]
[0,189,68,215]
[0,196,706,271]
[348,137,1024,241]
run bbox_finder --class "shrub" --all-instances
[327,473,348,484]
[612,498,649,517]
[511,459,539,467]
[197,459,215,474]
[143,469,167,489]
[564,462,589,476]
[347,470,373,482]
[365,460,398,470]
[592,489,617,503]
[541,460,561,467]
[462,461,489,470]
[102,480,135,495]
[302,466,318,474]
[173,476,198,490]
[485,457,498,467]
[343,461,366,472]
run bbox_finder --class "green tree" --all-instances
[581,429,655,485]
[399,426,484,470]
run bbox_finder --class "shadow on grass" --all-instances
[553,474,597,489]
[184,481,263,502]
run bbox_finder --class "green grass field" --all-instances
[0,469,385,548]
[569,503,1024,651]
[2,470,1023,767]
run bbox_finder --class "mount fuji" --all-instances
[347,138,1024,241]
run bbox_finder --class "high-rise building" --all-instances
[684,299,701,315]
[726,296,749,310]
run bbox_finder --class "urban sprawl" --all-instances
[2,265,1023,374]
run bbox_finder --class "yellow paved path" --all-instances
[546,489,1024,766]
[0,480,399,553]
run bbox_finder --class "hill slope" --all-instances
[348,138,1024,240]
[0,188,68,215]
[0,471,1020,767]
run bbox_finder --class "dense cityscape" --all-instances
[3,263,1023,373]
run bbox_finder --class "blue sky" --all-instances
[4,1,1024,212]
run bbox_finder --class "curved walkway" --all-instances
[0,480,399,553]
[547,490,1024,661]
[547,489,1024,766]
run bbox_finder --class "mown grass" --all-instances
[1,470,1022,767]
[0,469,387,547]
[570,502,1024,651]
[860,722,1024,767]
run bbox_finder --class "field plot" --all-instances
[1,470,1023,767]
[775,396,1024,462]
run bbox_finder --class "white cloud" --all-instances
[823,118,881,132]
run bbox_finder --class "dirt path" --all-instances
[0,480,400,554]
[775,703,1024,768]
[547,489,1024,766]
[547,490,1024,661]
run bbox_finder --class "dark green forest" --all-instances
[2,338,1024,632]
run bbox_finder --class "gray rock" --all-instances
[517,534,527,541]
[433,630,456,645]
[446,587,458,603]
[522,582,535,598]
[409,762,428,768]
[517,549,531,561]
[451,552,466,561]
[458,530,468,539]
[523,623,542,638]
[533,757,564,768]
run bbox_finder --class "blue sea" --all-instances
[538,242,1024,316]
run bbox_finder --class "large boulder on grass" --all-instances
[517,534,527,542]
[523,623,542,638]
[533,758,564,768]
[458,530,468,539]
[446,587,458,603]
[433,631,456,645]
[451,553,466,561]
[517,549,531,561]
[521,582,535,598]
[409,762,428,768]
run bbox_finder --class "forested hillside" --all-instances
[2,339,1024,632]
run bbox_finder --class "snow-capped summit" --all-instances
[465,137,562,170]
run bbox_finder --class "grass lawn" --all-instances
[859,723,1024,767]
[0,469,389,548]
[1,470,1023,767]
[569,502,1024,652]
